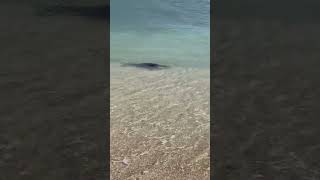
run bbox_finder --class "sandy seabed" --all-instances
[110,63,210,180]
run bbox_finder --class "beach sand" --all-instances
[110,64,210,179]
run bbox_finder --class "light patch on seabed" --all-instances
[110,63,210,179]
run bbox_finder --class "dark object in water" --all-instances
[121,63,169,70]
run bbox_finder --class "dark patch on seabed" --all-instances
[121,63,170,70]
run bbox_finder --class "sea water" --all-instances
[110,1,210,178]
[110,0,210,69]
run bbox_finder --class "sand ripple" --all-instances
[110,63,210,180]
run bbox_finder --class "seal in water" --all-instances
[121,63,169,70]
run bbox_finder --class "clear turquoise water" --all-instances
[110,0,210,69]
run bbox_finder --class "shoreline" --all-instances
[110,63,210,179]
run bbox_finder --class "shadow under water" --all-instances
[121,63,170,70]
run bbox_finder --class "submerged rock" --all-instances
[121,63,169,70]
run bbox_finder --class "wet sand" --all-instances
[110,64,210,179]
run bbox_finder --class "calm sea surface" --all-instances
[110,0,210,68]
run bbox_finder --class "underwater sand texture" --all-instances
[110,63,210,180]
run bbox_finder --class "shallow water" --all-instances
[110,1,210,178]
[110,0,210,68]
[110,63,210,179]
